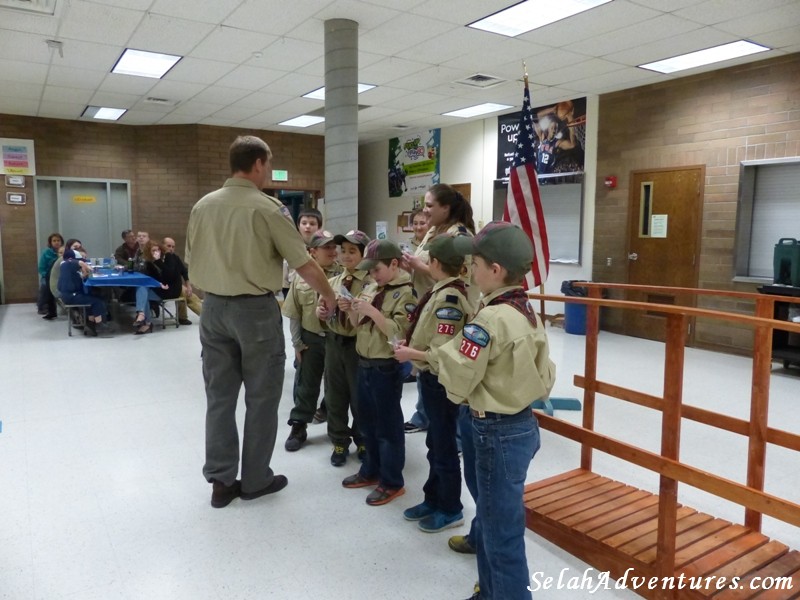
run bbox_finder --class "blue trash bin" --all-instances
[561,280,588,335]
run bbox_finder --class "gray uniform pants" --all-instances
[201,293,285,494]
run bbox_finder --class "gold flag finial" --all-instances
[522,60,529,87]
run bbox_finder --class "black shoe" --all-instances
[241,475,288,500]
[178,319,192,325]
[330,444,349,467]
[284,421,307,451]
[134,323,153,335]
[404,421,423,434]
[42,314,57,320]
[84,320,98,337]
[210,479,241,508]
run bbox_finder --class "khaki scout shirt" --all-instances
[411,223,476,304]
[325,268,371,337]
[355,271,416,359]
[283,264,342,334]
[185,178,310,296]
[407,277,473,374]
[429,286,556,414]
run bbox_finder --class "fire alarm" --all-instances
[604,176,617,189]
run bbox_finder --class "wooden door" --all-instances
[624,166,704,343]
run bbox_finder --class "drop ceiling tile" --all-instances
[267,72,325,97]
[84,0,153,9]
[149,0,244,25]
[38,100,85,119]
[41,85,93,104]
[229,90,296,110]
[517,0,662,48]
[0,97,39,115]
[360,57,439,86]
[199,116,239,126]
[57,0,143,45]
[439,36,549,72]
[157,112,204,125]
[223,0,323,35]
[0,58,48,84]
[208,104,264,121]
[751,26,800,53]
[604,27,736,66]
[130,97,178,113]
[164,57,234,85]
[97,73,158,96]
[46,65,107,89]
[119,109,168,124]
[0,9,60,35]
[190,85,250,105]
[50,40,123,72]
[260,37,324,73]
[411,0,519,26]
[0,80,42,99]
[211,65,286,91]
[530,58,625,87]
[144,79,207,103]
[628,0,698,9]
[356,86,413,106]
[715,2,800,36]
[170,99,227,117]
[189,26,277,64]
[394,27,477,65]
[358,105,401,123]
[564,65,663,94]
[126,14,216,56]
[312,1,400,32]
[88,90,141,108]
[0,30,51,64]
[377,91,450,111]
[674,0,796,26]
[569,13,703,58]
[387,65,467,93]
[360,13,457,56]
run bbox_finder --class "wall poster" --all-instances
[1,138,36,176]
[388,129,440,197]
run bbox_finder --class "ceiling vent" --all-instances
[453,73,507,89]
[0,0,58,15]
[144,97,178,107]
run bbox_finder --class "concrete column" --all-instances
[324,18,358,234]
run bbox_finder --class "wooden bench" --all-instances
[524,285,800,599]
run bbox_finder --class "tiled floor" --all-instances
[1,303,798,600]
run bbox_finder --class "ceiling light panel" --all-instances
[639,40,770,74]
[302,84,376,100]
[82,105,127,120]
[469,0,612,38]
[112,48,182,79]
[279,115,325,127]
[442,103,513,118]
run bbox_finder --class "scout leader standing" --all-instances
[186,135,336,509]
[424,222,556,600]
[393,234,474,534]
[282,229,342,453]
[317,230,372,467]
[337,239,417,506]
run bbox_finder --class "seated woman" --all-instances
[38,232,64,320]
[57,249,107,337]
[132,240,172,334]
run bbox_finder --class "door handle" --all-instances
[628,253,638,261]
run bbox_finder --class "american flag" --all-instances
[503,79,550,289]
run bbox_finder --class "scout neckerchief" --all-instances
[338,272,357,327]
[486,288,538,329]
[360,281,410,329]
[405,279,467,344]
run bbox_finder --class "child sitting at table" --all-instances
[57,249,107,337]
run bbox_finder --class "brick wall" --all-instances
[594,53,800,354]
[0,118,323,302]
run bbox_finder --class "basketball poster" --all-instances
[497,97,586,181]
[388,129,441,197]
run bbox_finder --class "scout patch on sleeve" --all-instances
[435,307,463,321]
[437,323,455,336]
[459,324,489,360]
[393,291,400,299]
[404,303,416,314]
[279,205,293,221]
[444,294,458,304]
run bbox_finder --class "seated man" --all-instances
[164,236,202,325]
[114,229,139,265]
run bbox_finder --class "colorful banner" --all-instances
[497,97,586,181]
[388,129,440,197]
[1,138,36,175]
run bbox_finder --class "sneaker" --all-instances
[241,475,288,500]
[448,535,477,554]
[312,407,327,424]
[210,479,241,508]
[403,501,437,521]
[178,318,192,325]
[366,486,405,506]
[356,444,367,462]
[342,472,378,488]
[284,421,307,452]
[330,444,349,467]
[404,421,423,434]
[418,510,464,533]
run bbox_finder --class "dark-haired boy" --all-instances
[394,235,473,533]
[427,221,556,600]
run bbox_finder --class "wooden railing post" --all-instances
[745,296,775,531]
[655,313,686,596]
[580,287,602,471]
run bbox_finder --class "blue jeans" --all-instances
[465,409,540,600]
[135,286,161,323]
[408,377,429,429]
[458,405,478,548]
[419,371,462,514]
[357,360,405,489]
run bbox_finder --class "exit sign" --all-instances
[272,169,288,181]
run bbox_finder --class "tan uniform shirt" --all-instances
[429,286,556,414]
[325,268,371,337]
[411,223,476,304]
[185,178,310,296]
[408,277,473,374]
[355,271,416,359]
[283,264,342,335]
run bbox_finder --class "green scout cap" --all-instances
[308,229,336,248]
[451,221,533,272]
[427,235,465,269]
[333,229,371,247]
[357,239,402,270]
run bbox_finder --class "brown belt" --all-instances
[470,407,531,419]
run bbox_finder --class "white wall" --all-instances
[357,93,599,315]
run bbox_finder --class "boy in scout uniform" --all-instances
[321,230,371,467]
[393,235,474,533]
[338,239,417,506]
[427,221,556,600]
[282,230,343,451]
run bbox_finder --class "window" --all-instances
[734,158,800,280]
